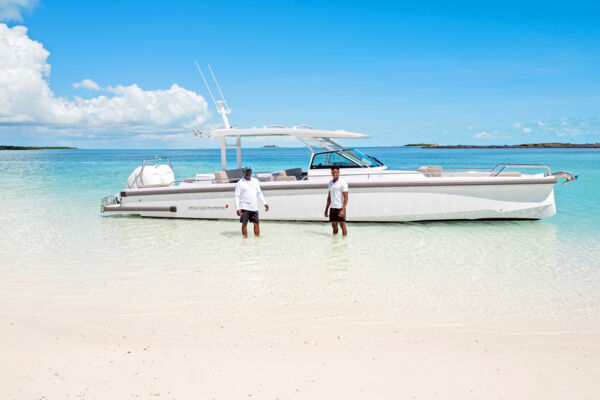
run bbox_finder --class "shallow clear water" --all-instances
[0,147,599,333]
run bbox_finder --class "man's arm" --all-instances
[256,180,269,211]
[339,191,349,217]
[234,182,242,216]
[324,192,331,217]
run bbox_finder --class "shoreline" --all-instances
[0,145,77,150]
[407,143,600,149]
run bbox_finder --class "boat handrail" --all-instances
[263,125,286,129]
[174,166,555,185]
[304,170,555,180]
[142,157,173,170]
[490,164,551,176]
[293,125,314,129]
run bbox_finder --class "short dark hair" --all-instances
[330,166,340,171]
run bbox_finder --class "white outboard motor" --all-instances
[126,161,175,189]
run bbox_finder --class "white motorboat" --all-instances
[101,69,576,222]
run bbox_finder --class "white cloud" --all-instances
[512,122,521,128]
[0,0,37,21]
[133,133,194,142]
[474,131,493,139]
[537,121,544,126]
[0,23,210,133]
[522,128,531,133]
[73,78,101,91]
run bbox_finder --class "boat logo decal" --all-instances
[188,206,228,210]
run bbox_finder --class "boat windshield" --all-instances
[310,149,384,169]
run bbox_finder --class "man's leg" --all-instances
[253,222,260,236]
[241,223,248,237]
[331,221,339,235]
[340,221,347,236]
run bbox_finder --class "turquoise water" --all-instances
[1,147,599,333]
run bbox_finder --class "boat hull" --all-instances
[103,178,557,222]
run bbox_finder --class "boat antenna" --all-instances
[194,61,231,129]
[195,60,219,110]
[208,64,230,110]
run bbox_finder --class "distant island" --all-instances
[404,143,441,147]
[262,145,282,148]
[0,145,77,150]
[406,143,600,149]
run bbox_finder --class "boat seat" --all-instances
[275,172,296,181]
[496,172,522,177]
[284,168,303,179]
[275,176,296,181]
[225,168,244,182]
[418,166,442,177]
[214,171,228,183]
[184,177,196,182]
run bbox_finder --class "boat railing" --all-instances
[490,164,551,176]
[306,165,553,180]
[142,157,173,170]
[174,164,553,185]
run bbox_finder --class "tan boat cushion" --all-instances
[418,166,442,177]
[214,171,228,183]
[497,172,522,177]
[275,176,296,181]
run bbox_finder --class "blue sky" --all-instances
[1,0,599,148]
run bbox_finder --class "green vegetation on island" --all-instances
[424,143,600,149]
[1,145,77,150]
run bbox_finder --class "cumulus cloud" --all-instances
[73,78,101,91]
[522,127,531,133]
[474,131,493,139]
[0,0,37,21]
[0,23,209,133]
[537,121,544,126]
[512,122,521,128]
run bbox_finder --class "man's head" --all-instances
[243,166,252,180]
[330,166,340,181]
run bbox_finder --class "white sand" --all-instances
[2,311,598,400]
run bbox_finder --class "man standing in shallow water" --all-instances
[235,166,269,237]
[324,166,348,236]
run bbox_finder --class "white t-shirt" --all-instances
[328,178,348,209]
[235,177,267,212]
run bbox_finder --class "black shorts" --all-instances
[240,209,259,224]
[329,208,346,222]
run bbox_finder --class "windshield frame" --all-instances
[309,149,384,169]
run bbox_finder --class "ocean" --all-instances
[1,147,599,334]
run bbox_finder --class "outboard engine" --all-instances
[126,160,175,189]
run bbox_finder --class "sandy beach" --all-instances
[2,310,598,399]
